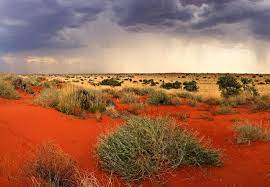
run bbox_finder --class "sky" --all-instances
[1,0,270,74]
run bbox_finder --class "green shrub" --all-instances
[183,81,199,92]
[233,122,270,144]
[161,81,182,89]
[217,75,242,98]
[97,117,221,182]
[100,78,122,87]
[147,90,172,105]
[0,80,20,99]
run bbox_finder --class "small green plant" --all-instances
[0,80,20,99]
[100,78,122,87]
[97,117,221,182]
[217,75,242,98]
[183,81,199,92]
[233,121,270,144]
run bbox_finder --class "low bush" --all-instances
[10,76,34,94]
[36,85,113,116]
[147,90,172,105]
[100,78,122,87]
[57,86,111,116]
[233,121,270,144]
[0,80,20,99]
[176,92,202,102]
[203,97,221,105]
[240,78,259,96]
[183,81,199,92]
[250,96,270,112]
[120,92,138,104]
[161,81,181,89]
[34,88,59,108]
[121,87,154,96]
[97,117,222,182]
[28,142,79,187]
[214,105,235,115]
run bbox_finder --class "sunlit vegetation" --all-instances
[97,117,221,182]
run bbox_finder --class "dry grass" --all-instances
[28,142,79,187]
[0,79,20,99]
[233,121,270,144]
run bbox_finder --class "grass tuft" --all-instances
[28,142,79,187]
[97,116,222,182]
[233,121,270,144]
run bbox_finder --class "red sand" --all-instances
[0,94,270,186]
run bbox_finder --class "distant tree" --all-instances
[217,75,242,98]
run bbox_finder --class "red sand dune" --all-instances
[0,93,270,186]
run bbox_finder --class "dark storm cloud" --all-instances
[111,0,270,40]
[0,0,105,52]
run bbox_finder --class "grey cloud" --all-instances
[0,0,105,53]
[111,0,270,40]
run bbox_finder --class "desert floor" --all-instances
[0,87,270,186]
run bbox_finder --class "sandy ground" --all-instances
[0,91,270,186]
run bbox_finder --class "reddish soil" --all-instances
[0,93,270,186]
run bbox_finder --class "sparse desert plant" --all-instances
[173,113,190,122]
[0,79,20,99]
[233,121,270,144]
[188,99,197,107]
[126,103,145,115]
[28,142,79,187]
[203,97,221,105]
[120,92,138,104]
[240,77,259,96]
[214,105,235,115]
[217,75,242,98]
[97,117,221,182]
[251,96,270,112]
[183,81,199,92]
[147,90,172,105]
[38,85,113,116]
[10,76,34,94]
[176,92,202,102]
[99,78,122,87]
[161,81,182,89]
[121,87,154,96]
[34,88,59,108]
